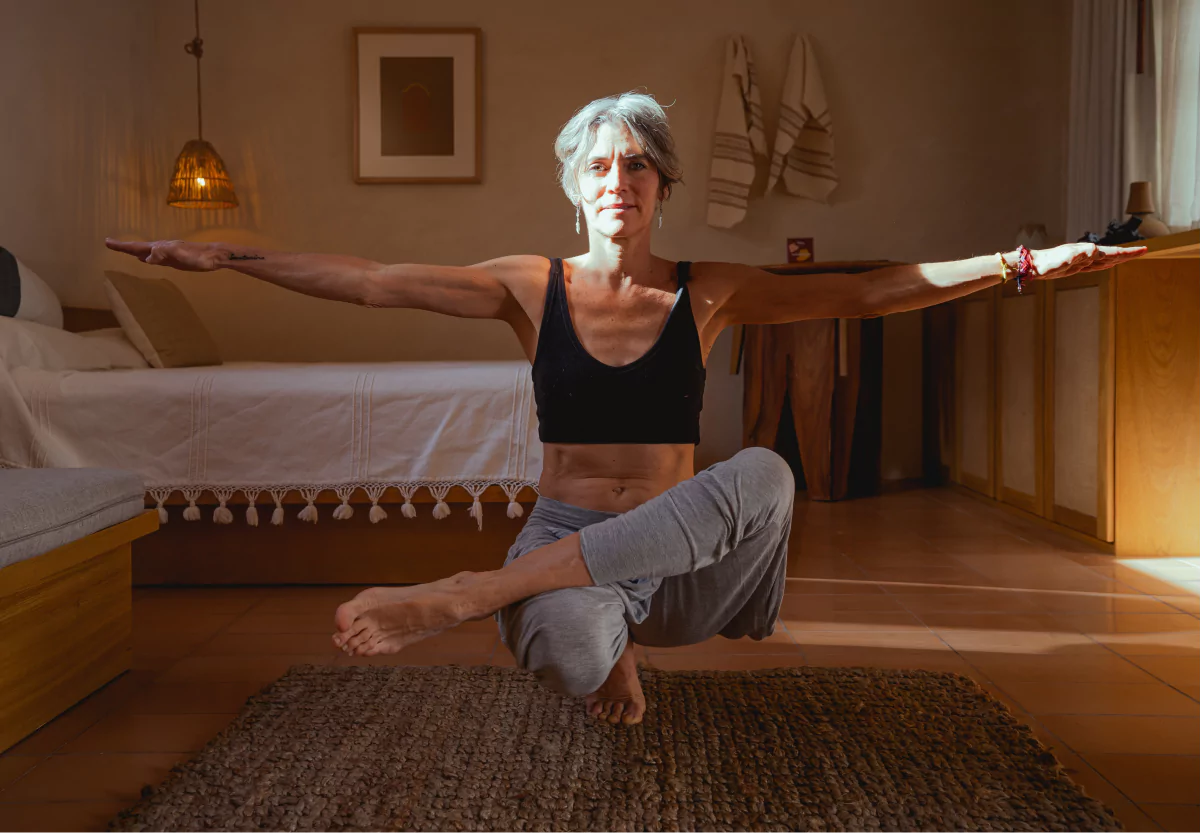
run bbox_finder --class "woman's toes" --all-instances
[333,601,359,633]
[346,629,372,654]
[608,703,626,724]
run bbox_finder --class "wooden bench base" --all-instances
[0,511,159,752]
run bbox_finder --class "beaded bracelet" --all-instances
[1015,245,1036,287]
[997,245,1035,294]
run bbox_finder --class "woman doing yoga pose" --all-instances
[108,91,1145,726]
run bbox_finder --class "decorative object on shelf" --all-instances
[1123,180,1171,237]
[167,0,238,209]
[787,237,814,263]
[354,27,482,184]
[1078,216,1145,245]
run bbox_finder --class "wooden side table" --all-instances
[738,260,905,501]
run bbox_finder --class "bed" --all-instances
[1,310,544,584]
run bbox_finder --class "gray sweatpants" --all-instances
[494,447,795,697]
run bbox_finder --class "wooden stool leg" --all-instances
[786,320,836,500]
[742,324,786,449]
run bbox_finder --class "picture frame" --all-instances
[353,27,482,184]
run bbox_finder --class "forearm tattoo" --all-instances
[227,253,265,261]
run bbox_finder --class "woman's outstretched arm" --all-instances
[103,238,535,321]
[712,242,1149,326]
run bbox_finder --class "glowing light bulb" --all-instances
[196,177,206,186]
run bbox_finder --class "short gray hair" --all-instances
[554,91,684,205]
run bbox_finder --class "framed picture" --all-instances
[353,27,482,184]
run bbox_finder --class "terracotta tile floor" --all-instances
[1,487,1196,832]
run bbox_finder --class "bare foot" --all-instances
[332,572,483,657]
[585,638,646,725]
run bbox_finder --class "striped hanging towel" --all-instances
[706,35,768,228]
[766,35,838,202]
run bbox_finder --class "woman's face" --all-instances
[578,121,663,239]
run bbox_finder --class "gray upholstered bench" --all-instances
[0,468,158,752]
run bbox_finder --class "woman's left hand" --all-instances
[1027,242,1149,281]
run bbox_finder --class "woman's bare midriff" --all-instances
[537,442,695,513]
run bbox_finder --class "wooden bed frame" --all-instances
[0,510,158,751]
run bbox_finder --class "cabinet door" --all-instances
[1044,273,1115,541]
[954,289,996,497]
[996,280,1045,515]
[1114,256,1200,556]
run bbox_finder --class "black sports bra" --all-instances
[531,258,706,445]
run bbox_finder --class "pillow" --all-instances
[0,246,64,328]
[0,316,147,371]
[103,270,222,368]
[77,327,153,368]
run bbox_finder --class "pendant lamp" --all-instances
[167,0,238,208]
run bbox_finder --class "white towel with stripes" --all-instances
[766,35,838,202]
[706,36,768,228]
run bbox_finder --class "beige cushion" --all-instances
[102,271,221,368]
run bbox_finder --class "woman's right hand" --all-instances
[104,238,222,272]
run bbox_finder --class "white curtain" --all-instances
[1152,0,1200,230]
[1067,0,1200,239]
[1066,0,1131,241]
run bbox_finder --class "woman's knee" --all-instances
[733,447,794,489]
[731,447,795,518]
[504,589,625,698]
[526,629,617,697]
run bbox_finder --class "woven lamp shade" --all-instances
[168,139,238,209]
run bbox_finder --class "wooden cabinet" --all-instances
[943,230,1198,553]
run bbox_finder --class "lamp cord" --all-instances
[183,0,204,139]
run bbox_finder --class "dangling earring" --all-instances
[658,202,663,229]
[575,202,581,235]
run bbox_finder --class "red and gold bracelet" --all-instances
[997,245,1035,294]
[1015,245,1035,291]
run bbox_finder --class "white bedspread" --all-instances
[0,360,542,528]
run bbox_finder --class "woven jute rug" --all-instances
[109,664,1120,832]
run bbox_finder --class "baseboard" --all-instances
[947,482,1113,554]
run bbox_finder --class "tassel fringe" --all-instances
[333,487,355,520]
[149,488,171,525]
[182,489,202,522]
[244,490,261,527]
[134,481,538,530]
[213,488,236,524]
[269,489,287,526]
